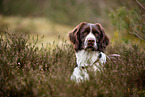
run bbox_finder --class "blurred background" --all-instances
[0,0,144,47]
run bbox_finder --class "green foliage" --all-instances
[138,0,145,3]
[45,0,88,25]
[110,7,145,41]
[2,0,39,16]
[0,33,145,97]
[0,0,139,25]
[110,7,127,31]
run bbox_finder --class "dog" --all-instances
[69,22,110,82]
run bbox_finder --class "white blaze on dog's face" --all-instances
[79,23,101,51]
[83,25,98,50]
[69,22,109,52]
[69,22,110,82]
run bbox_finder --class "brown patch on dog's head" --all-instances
[69,22,109,52]
[69,22,87,51]
[96,23,109,52]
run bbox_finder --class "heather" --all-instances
[0,33,144,97]
[0,0,145,96]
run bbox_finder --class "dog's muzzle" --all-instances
[84,32,98,50]
[87,39,95,48]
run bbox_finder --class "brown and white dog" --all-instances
[69,22,109,82]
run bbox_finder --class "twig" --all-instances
[107,54,121,60]
[129,31,145,41]
[136,0,145,10]
[124,18,145,41]
[128,25,145,41]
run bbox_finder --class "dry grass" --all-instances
[0,33,145,97]
[0,16,72,47]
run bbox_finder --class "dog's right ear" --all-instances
[96,23,110,52]
[69,22,86,51]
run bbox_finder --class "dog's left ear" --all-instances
[69,22,87,51]
[96,23,110,52]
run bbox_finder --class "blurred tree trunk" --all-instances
[0,0,3,14]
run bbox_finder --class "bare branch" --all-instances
[107,54,121,60]
[129,31,145,41]
[128,25,145,41]
[136,0,145,10]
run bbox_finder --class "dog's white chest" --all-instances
[71,50,106,82]
[75,50,100,67]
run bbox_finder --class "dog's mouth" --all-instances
[87,43,94,47]
[83,41,98,51]
[85,45,97,51]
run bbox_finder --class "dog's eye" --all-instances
[83,31,88,35]
[93,31,99,36]
[95,33,99,37]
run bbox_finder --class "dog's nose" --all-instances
[88,39,95,44]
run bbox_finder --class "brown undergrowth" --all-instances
[0,33,144,97]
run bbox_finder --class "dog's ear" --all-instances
[69,22,87,51]
[96,23,110,52]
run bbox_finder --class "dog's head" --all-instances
[69,22,109,52]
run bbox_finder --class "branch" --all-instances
[128,25,145,41]
[129,31,145,41]
[107,54,121,60]
[136,0,145,10]
[124,18,145,41]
